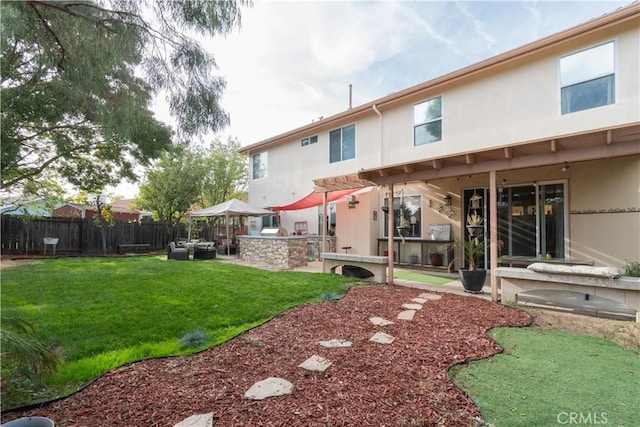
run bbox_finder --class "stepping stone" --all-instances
[174,413,213,427]
[369,316,394,326]
[244,377,294,400]
[397,310,416,321]
[411,297,428,304]
[298,355,333,372]
[319,339,353,348]
[402,303,423,310]
[369,331,395,344]
[418,293,442,301]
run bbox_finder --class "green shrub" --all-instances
[623,260,640,277]
[178,329,208,349]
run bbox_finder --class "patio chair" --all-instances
[216,236,237,255]
[167,242,190,261]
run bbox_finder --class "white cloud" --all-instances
[150,1,632,150]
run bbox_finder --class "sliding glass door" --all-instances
[496,182,566,259]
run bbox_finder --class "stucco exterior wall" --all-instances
[568,157,640,267]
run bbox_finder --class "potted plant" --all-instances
[466,213,483,237]
[450,236,499,293]
[429,250,444,266]
[397,216,410,237]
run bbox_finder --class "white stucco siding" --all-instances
[377,23,639,165]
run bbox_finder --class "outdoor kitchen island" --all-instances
[236,230,308,270]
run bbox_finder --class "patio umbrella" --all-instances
[187,199,273,255]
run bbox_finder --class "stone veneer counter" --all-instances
[236,235,309,270]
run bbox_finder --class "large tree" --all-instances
[198,136,248,208]
[1,0,248,197]
[136,146,207,240]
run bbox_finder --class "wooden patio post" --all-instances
[490,170,499,302]
[387,183,394,284]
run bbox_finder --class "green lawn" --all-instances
[450,327,640,426]
[1,256,357,406]
[393,269,454,285]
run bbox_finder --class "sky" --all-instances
[114,0,632,198]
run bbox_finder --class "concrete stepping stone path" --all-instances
[244,377,294,400]
[298,355,333,372]
[180,291,441,422]
[397,310,416,321]
[369,316,394,326]
[369,331,395,344]
[319,338,353,348]
[418,293,442,301]
[401,303,423,310]
[174,413,213,427]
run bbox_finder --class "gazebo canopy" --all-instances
[187,199,273,251]
[189,199,273,218]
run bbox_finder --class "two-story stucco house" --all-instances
[239,3,640,296]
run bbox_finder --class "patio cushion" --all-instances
[527,262,622,279]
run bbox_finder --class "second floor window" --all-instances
[252,152,267,180]
[560,41,615,114]
[329,124,355,163]
[414,96,442,146]
[301,135,318,147]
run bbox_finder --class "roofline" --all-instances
[239,1,639,155]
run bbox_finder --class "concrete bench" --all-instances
[496,265,640,322]
[321,252,388,283]
[117,243,151,254]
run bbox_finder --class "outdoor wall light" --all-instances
[562,162,570,172]
[444,194,452,206]
[348,195,359,209]
[381,197,389,213]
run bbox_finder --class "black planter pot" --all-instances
[459,268,486,293]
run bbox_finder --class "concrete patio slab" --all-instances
[369,332,395,344]
[319,339,353,348]
[418,293,443,300]
[174,413,213,427]
[397,310,416,321]
[244,377,294,400]
[369,316,394,326]
[298,355,333,372]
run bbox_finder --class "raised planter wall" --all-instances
[496,267,640,322]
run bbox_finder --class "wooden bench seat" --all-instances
[118,243,151,254]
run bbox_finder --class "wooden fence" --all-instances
[1,216,190,255]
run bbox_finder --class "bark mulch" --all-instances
[2,285,532,427]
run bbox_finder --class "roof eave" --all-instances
[239,2,639,156]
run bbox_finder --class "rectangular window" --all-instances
[382,194,422,238]
[414,96,442,146]
[560,41,615,114]
[252,152,267,180]
[329,124,355,163]
[301,135,318,147]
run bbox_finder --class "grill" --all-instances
[260,227,288,237]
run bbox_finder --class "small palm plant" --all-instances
[459,236,485,271]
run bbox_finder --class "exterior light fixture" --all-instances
[381,196,389,213]
[444,194,452,206]
[562,162,570,172]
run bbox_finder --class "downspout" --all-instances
[373,104,392,283]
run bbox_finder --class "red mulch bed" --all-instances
[2,285,531,426]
